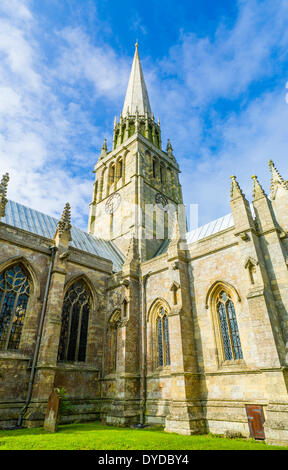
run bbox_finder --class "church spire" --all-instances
[122,43,152,117]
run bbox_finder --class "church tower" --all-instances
[88,44,183,260]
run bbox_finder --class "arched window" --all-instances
[160,164,165,184]
[58,280,91,362]
[216,291,243,360]
[93,180,98,203]
[118,159,123,180]
[0,264,30,350]
[153,158,157,179]
[106,310,121,374]
[109,164,115,185]
[156,306,170,367]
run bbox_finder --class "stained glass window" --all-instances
[0,264,30,350]
[216,291,243,361]
[58,281,91,362]
[157,307,170,367]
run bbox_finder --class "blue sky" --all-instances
[0,0,288,230]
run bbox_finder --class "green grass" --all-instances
[0,422,286,450]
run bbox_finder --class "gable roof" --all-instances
[2,200,124,272]
[153,212,235,258]
[186,212,234,244]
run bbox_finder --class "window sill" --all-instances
[0,350,31,361]
[217,359,248,372]
[152,366,171,377]
[56,361,99,372]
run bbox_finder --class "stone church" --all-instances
[1,44,288,445]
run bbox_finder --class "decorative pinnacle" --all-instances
[0,172,9,218]
[0,173,9,198]
[167,139,173,153]
[269,160,288,198]
[251,175,266,200]
[102,138,107,151]
[230,175,244,200]
[57,203,72,235]
[100,138,108,159]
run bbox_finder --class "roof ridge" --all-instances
[3,199,124,272]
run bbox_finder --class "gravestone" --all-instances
[43,389,61,432]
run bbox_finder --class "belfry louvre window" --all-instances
[58,281,91,362]
[0,264,30,350]
[217,291,243,360]
[157,307,170,367]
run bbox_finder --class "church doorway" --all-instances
[245,405,265,440]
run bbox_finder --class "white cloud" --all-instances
[0,0,32,21]
[159,0,288,106]
[146,0,288,225]
[0,3,129,229]
[0,0,288,233]
[55,27,130,100]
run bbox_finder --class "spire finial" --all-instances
[269,160,288,199]
[252,175,266,200]
[0,172,9,218]
[230,175,244,200]
[58,203,72,235]
[135,40,138,50]
[54,202,72,247]
[100,138,108,159]
[167,139,173,152]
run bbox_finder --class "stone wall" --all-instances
[0,223,112,428]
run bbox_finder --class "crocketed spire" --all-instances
[269,160,288,199]
[57,203,72,235]
[230,175,244,200]
[0,173,9,218]
[252,175,266,200]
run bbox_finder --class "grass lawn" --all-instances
[0,422,287,450]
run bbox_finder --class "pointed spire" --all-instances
[269,160,288,199]
[167,139,173,155]
[230,175,244,200]
[0,172,9,218]
[252,175,266,200]
[57,203,72,235]
[122,43,152,117]
[100,138,107,159]
[54,203,72,247]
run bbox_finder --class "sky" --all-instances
[0,0,288,230]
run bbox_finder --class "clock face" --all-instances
[155,192,168,209]
[105,193,121,214]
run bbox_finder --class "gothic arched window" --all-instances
[58,281,91,362]
[216,291,243,360]
[0,264,30,350]
[118,159,123,180]
[153,158,157,179]
[157,307,170,367]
